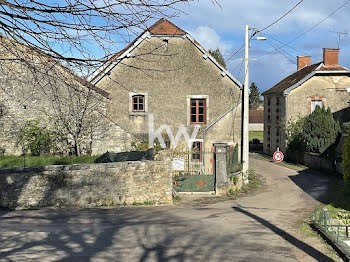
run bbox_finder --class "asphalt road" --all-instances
[0,157,340,261]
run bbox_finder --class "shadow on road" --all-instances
[233,205,334,262]
[0,208,266,261]
[289,169,341,204]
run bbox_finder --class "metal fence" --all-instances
[313,207,350,256]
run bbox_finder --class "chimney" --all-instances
[297,56,311,70]
[323,48,339,67]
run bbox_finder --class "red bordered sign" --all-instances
[273,150,284,162]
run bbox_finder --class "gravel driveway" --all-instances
[0,157,340,261]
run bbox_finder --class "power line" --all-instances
[258,0,304,33]
[226,43,245,62]
[253,0,350,61]
[265,38,297,65]
[270,0,350,50]
[226,0,304,62]
[253,32,323,61]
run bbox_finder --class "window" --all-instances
[190,98,206,124]
[132,95,145,112]
[192,141,203,161]
[267,127,271,142]
[311,100,322,112]
[267,98,271,121]
[276,128,280,144]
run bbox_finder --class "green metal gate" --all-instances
[172,151,215,192]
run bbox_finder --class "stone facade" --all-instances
[263,48,350,155]
[0,37,134,155]
[0,160,173,208]
[92,19,242,159]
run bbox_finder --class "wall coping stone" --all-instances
[0,160,163,175]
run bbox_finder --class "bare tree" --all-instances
[0,37,111,156]
[0,0,207,72]
[0,0,219,155]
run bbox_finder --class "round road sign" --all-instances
[273,151,284,162]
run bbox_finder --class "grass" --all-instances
[132,201,156,206]
[298,218,342,261]
[0,155,101,168]
[250,152,307,171]
[249,131,263,142]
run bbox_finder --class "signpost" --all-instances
[273,148,284,162]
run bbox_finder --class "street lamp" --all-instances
[242,25,266,177]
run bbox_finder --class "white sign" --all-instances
[273,150,284,162]
[172,158,185,171]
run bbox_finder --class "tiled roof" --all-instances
[262,62,350,96]
[109,19,186,60]
[148,18,186,35]
[262,63,321,95]
[249,110,264,123]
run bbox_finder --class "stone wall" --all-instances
[249,123,263,132]
[0,160,173,208]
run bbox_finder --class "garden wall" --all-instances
[0,160,173,208]
[304,153,335,173]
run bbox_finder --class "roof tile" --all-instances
[249,110,264,123]
[262,63,321,95]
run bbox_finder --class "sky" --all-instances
[166,0,350,93]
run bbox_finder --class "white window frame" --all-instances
[311,100,323,113]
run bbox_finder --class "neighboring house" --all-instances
[249,110,264,132]
[90,18,243,170]
[0,37,133,155]
[262,48,350,155]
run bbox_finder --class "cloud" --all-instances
[176,0,347,34]
[189,26,233,54]
[171,0,350,92]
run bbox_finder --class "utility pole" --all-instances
[242,24,250,177]
[242,26,266,176]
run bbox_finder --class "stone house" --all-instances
[262,48,350,155]
[89,18,243,167]
[0,37,133,156]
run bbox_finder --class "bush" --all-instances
[343,127,350,181]
[303,106,340,154]
[285,116,307,152]
[286,106,340,154]
[16,120,62,156]
[332,180,350,210]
